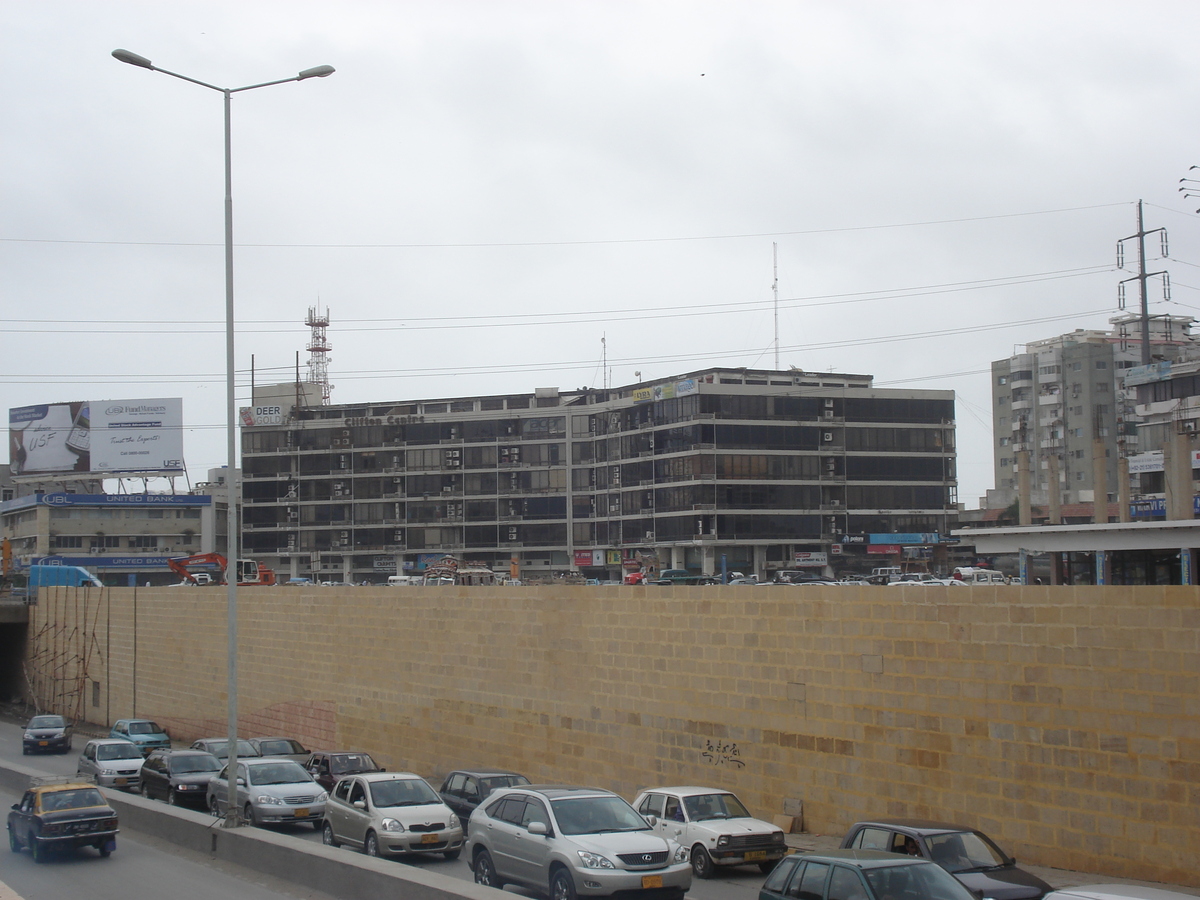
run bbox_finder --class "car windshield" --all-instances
[370,778,441,808]
[258,740,303,755]
[682,792,751,821]
[205,740,257,758]
[97,743,142,761]
[926,832,1009,872]
[249,762,310,786]
[171,755,222,774]
[30,716,67,728]
[128,721,162,735]
[331,754,377,774]
[552,795,650,835]
[480,774,531,795]
[40,788,105,811]
[866,861,980,900]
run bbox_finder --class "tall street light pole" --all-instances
[112,49,334,827]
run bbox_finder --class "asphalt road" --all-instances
[0,719,772,900]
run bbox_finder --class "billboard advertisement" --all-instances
[10,398,184,477]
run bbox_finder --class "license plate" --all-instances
[38,741,48,746]
[745,850,767,861]
[642,876,663,889]
[421,833,439,844]
[115,778,127,785]
[293,808,309,818]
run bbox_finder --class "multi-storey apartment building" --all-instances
[988,314,1196,510]
[240,367,956,583]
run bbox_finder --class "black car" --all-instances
[760,850,979,900]
[139,749,222,807]
[438,768,530,832]
[22,715,73,754]
[305,750,383,794]
[841,819,1052,900]
[7,777,119,862]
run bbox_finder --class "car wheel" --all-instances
[758,860,778,875]
[473,849,504,888]
[691,845,714,879]
[209,795,221,816]
[167,791,178,806]
[98,842,112,858]
[244,803,258,828]
[364,831,379,857]
[443,847,462,861]
[322,822,340,848]
[30,839,45,864]
[140,782,150,798]
[551,867,578,900]
[8,827,20,853]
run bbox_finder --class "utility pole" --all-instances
[1116,199,1169,366]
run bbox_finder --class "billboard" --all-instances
[10,398,184,477]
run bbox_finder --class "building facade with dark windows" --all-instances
[239,368,957,583]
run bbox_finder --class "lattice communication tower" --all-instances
[306,305,333,404]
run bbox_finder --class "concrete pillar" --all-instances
[1164,428,1194,521]
[1018,548,1029,586]
[671,546,683,570]
[701,545,716,576]
[753,545,767,581]
[1117,455,1132,523]
[1017,450,1032,526]
[1092,437,1109,523]
[1050,552,1064,586]
[1047,454,1062,525]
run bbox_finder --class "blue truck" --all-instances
[27,565,103,589]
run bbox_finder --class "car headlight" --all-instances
[256,795,284,805]
[717,835,730,847]
[674,845,690,864]
[381,818,405,832]
[772,831,785,843]
[23,732,33,740]
[576,850,616,869]
[177,784,199,791]
[316,791,328,803]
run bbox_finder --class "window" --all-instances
[51,535,83,549]
[828,867,868,900]
[997,397,1007,406]
[1095,360,1108,369]
[997,376,1007,385]
[130,536,157,548]
[1096,383,1109,393]
[789,862,829,900]
[639,793,665,817]
[762,857,801,894]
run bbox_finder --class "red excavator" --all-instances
[166,553,277,587]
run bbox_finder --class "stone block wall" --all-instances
[23,583,1199,886]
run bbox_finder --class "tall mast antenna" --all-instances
[602,333,608,390]
[772,243,780,370]
[305,303,333,404]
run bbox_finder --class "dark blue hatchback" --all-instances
[760,850,978,900]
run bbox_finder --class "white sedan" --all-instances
[632,786,787,878]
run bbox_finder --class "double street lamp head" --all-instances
[112,48,335,83]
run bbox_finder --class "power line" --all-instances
[0,202,1131,250]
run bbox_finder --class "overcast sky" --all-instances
[5,1,1200,507]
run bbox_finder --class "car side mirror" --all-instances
[353,800,366,809]
[379,767,386,772]
[236,777,246,786]
[644,815,658,826]
[10,804,19,811]
[527,821,548,836]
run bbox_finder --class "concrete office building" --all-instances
[239,367,957,583]
[987,314,1196,512]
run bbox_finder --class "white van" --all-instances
[952,567,1010,585]
[386,575,421,587]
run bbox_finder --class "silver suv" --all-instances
[467,785,691,900]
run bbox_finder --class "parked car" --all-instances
[322,771,464,860]
[247,737,311,764]
[139,749,222,807]
[6,776,119,862]
[467,784,691,900]
[190,737,260,761]
[438,767,531,832]
[108,719,170,756]
[22,715,74,755]
[306,751,383,794]
[1043,887,1200,900]
[759,849,979,900]
[207,757,327,829]
[633,785,787,877]
[841,819,1052,900]
[76,739,144,790]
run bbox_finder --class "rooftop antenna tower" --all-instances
[305,304,333,404]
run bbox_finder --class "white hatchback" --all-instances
[322,771,464,860]
[632,786,787,878]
